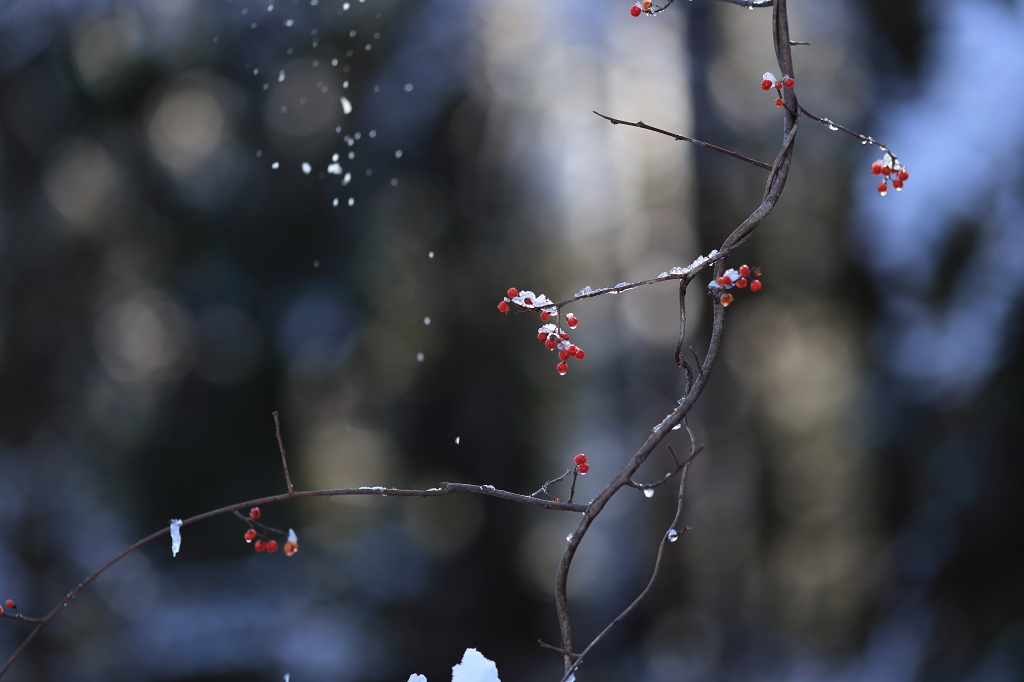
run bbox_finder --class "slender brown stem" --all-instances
[272,411,295,496]
[594,112,772,170]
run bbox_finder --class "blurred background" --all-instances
[0,0,1022,680]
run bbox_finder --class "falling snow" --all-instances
[340,97,353,114]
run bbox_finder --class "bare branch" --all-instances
[716,0,772,7]
[272,411,295,496]
[593,111,772,170]
[531,468,573,498]
[798,104,899,163]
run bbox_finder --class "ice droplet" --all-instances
[170,519,182,557]
[340,97,353,114]
[423,316,431,325]
[644,488,654,498]
[271,161,279,169]
[416,352,424,362]
[455,436,460,444]
[566,534,573,542]
[666,529,679,542]
[671,424,681,430]
[301,162,312,174]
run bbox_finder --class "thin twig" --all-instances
[594,112,772,170]
[233,510,287,536]
[532,469,573,499]
[568,468,579,504]
[538,640,577,658]
[272,411,295,496]
[798,104,898,163]
[626,444,703,491]
[716,0,772,7]
[689,348,705,381]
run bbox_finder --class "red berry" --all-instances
[892,178,903,190]
[244,529,257,543]
[578,463,590,475]
[760,79,773,91]
[545,338,556,350]
[0,606,3,615]
[523,297,532,305]
[568,345,578,356]
[575,350,586,360]
[783,76,795,88]
[560,332,569,340]
[266,540,279,553]
[753,267,762,276]
[4,600,14,609]
[720,293,734,307]
[559,350,570,361]
[507,288,518,298]
[738,265,750,278]
[871,161,883,175]
[497,301,509,313]
[774,97,784,108]
[899,170,909,181]
[540,310,549,321]
[881,166,891,177]
[878,181,888,196]
[249,507,261,519]
[736,277,748,288]
[566,315,578,328]
[750,280,762,292]
[574,453,587,465]
[716,276,731,287]
[538,332,547,342]
[630,4,642,16]
[556,362,568,375]
[775,80,782,90]
[254,540,265,552]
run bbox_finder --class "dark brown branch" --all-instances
[594,112,772,170]
[626,444,703,491]
[233,510,286,537]
[0,481,585,678]
[798,104,899,162]
[717,0,772,7]
[538,640,578,658]
[272,411,295,496]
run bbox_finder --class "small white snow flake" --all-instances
[342,172,351,186]
[284,19,294,26]
[271,161,279,169]
[416,352,424,362]
[340,97,353,114]
[404,83,414,92]
[347,197,354,206]
[332,153,340,162]
[327,163,342,175]
[451,649,501,682]
[423,316,431,325]
[278,69,286,82]
[369,130,377,138]
[428,251,434,259]
[343,1,350,8]
[301,162,312,174]
[333,198,339,206]
[455,436,460,445]
[170,519,182,557]
[268,4,274,10]
[395,149,403,158]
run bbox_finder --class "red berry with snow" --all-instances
[540,310,549,321]
[244,529,257,543]
[720,293,734,307]
[545,337,556,350]
[739,265,750,278]
[750,280,762,292]
[736,277,748,288]
[578,463,590,475]
[557,361,568,375]
[574,453,587,465]
[538,332,547,341]
[878,181,888,196]
[560,332,569,340]
[566,314,578,328]
[899,169,909,181]
[559,350,570,361]
[881,166,891,177]
[783,75,795,88]
[249,507,261,519]
[568,345,578,356]
[892,178,903,191]
[254,540,265,552]
[630,3,642,16]
[871,161,883,175]
[761,79,773,91]
[266,540,279,553]
[507,288,518,298]
[497,301,509,313]
[575,350,586,360]
[716,276,731,287]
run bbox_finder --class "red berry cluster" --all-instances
[242,507,299,557]
[574,453,590,475]
[760,72,794,108]
[1,599,15,615]
[707,264,762,307]
[629,0,652,16]
[499,288,586,375]
[870,153,909,196]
